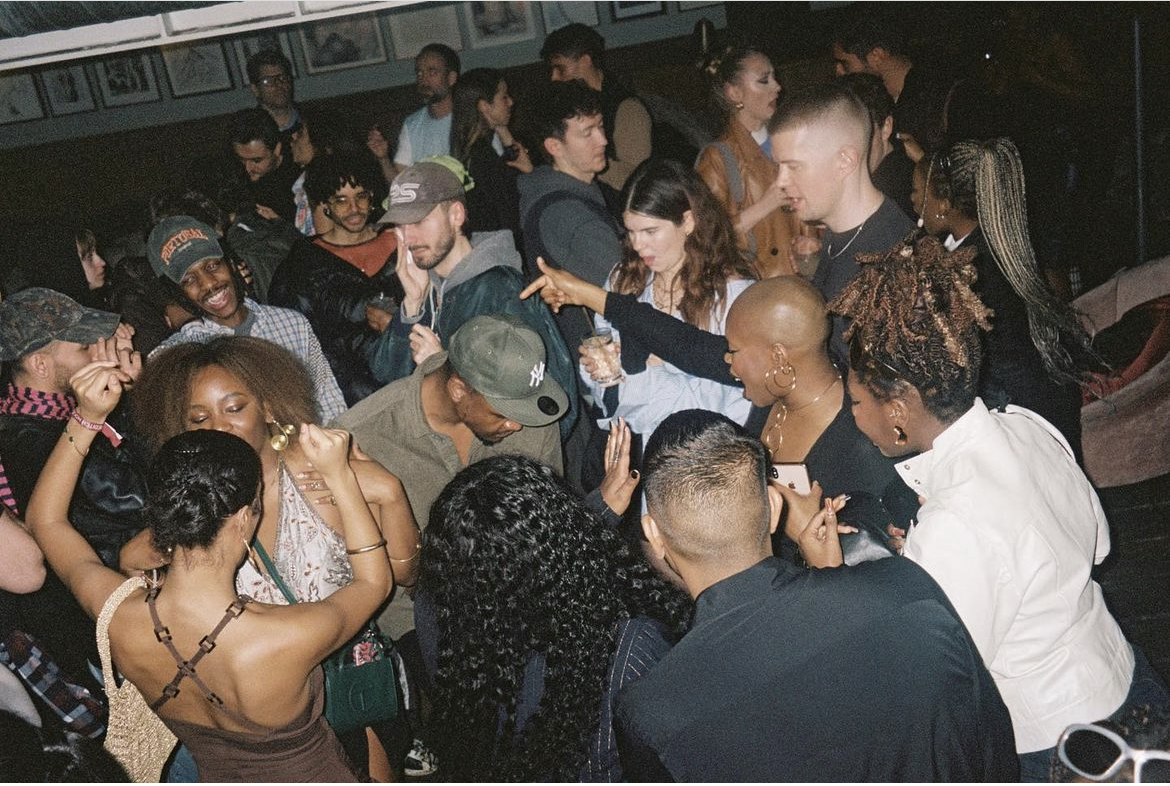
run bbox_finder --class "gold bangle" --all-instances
[346,538,387,555]
[65,424,89,458]
[389,541,422,563]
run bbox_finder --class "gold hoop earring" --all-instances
[267,420,295,452]
[895,425,908,446]
[763,364,797,397]
[241,535,263,574]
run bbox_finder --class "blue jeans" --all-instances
[1017,645,1169,782]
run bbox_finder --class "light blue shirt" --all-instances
[582,275,752,438]
[394,107,452,168]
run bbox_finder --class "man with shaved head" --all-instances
[614,409,1018,781]
[770,82,913,361]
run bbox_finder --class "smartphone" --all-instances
[769,463,812,494]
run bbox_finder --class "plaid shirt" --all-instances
[0,629,106,738]
[152,299,346,422]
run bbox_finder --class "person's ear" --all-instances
[273,140,283,163]
[23,351,50,381]
[766,483,783,535]
[681,209,696,237]
[887,394,911,430]
[543,136,562,163]
[476,97,491,120]
[880,115,895,143]
[249,82,261,101]
[447,374,468,403]
[446,69,458,88]
[769,342,790,368]
[863,46,889,71]
[837,144,860,176]
[641,513,667,560]
[447,200,466,232]
[724,80,745,108]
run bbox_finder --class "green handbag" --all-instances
[253,540,400,734]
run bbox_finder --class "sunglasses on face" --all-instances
[1057,723,1170,783]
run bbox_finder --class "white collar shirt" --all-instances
[899,399,1133,753]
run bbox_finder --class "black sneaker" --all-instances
[404,738,438,777]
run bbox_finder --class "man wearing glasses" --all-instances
[304,152,398,280]
[247,49,300,139]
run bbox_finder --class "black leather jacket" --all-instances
[268,237,403,407]
[0,403,145,568]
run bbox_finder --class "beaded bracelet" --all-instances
[346,538,387,555]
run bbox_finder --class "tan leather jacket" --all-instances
[696,121,798,278]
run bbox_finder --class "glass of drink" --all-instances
[581,328,624,388]
[792,221,825,279]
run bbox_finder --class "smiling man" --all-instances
[769,82,913,363]
[147,215,346,422]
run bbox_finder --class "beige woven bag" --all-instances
[97,577,178,782]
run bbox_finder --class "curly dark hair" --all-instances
[612,158,756,328]
[832,233,992,423]
[132,336,318,454]
[145,429,260,554]
[420,455,691,781]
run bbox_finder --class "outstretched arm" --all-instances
[26,361,134,618]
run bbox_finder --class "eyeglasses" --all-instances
[256,73,291,87]
[327,191,374,210]
[1057,723,1170,783]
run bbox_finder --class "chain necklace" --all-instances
[651,274,678,313]
[826,220,867,260]
[762,374,842,454]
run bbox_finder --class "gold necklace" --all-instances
[651,275,678,312]
[761,374,842,453]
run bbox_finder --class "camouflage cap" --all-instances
[0,287,120,362]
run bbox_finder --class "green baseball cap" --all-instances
[448,314,567,428]
[147,216,224,284]
[0,287,120,361]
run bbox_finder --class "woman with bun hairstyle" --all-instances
[128,336,420,780]
[695,41,799,278]
[25,355,391,781]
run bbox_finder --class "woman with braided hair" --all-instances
[910,137,1095,456]
[831,234,1168,781]
[419,454,691,781]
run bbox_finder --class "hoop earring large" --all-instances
[763,364,797,398]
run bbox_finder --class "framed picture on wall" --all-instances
[161,41,234,97]
[300,13,387,74]
[610,1,664,21]
[387,5,463,59]
[0,73,44,124]
[40,65,95,116]
[464,2,536,49]
[95,54,159,107]
[541,1,599,31]
[233,31,297,85]
[677,1,721,9]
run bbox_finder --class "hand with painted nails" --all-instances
[599,417,639,517]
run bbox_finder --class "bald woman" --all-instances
[522,264,918,555]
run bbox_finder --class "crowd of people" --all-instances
[1,9,1168,784]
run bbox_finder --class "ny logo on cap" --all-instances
[529,361,545,388]
[390,181,420,205]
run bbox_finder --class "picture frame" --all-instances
[233,31,297,85]
[299,12,387,74]
[677,1,721,9]
[95,54,159,107]
[610,1,665,21]
[541,1,599,31]
[387,5,463,60]
[0,73,44,124]
[161,41,234,97]
[464,2,536,49]
[40,65,95,116]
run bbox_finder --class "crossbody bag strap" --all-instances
[253,539,299,605]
